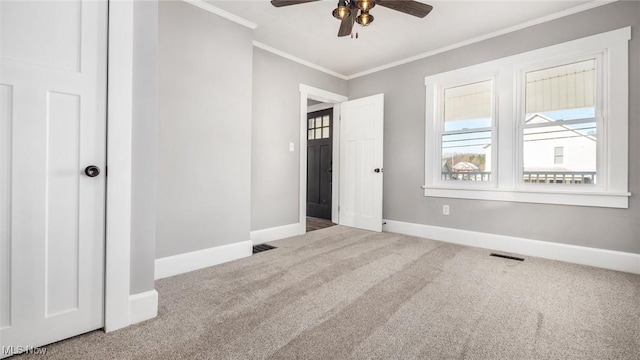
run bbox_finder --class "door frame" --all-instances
[298,84,348,232]
[104,0,136,332]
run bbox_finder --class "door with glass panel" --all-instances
[307,109,333,220]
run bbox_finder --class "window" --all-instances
[424,28,630,208]
[522,59,597,185]
[308,114,330,140]
[440,80,494,183]
[553,147,564,165]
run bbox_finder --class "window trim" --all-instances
[423,27,631,208]
[554,147,564,165]
[434,75,498,188]
[514,51,605,192]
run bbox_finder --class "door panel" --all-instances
[319,144,332,209]
[46,92,81,317]
[339,94,384,232]
[0,1,107,356]
[307,146,320,204]
[1,0,82,72]
[307,109,333,220]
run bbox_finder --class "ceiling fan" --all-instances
[270,0,433,37]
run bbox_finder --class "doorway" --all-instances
[306,107,333,219]
[298,85,347,233]
[306,105,335,232]
[298,85,384,234]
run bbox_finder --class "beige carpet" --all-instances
[16,226,640,359]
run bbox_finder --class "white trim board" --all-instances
[254,41,348,80]
[308,102,335,113]
[383,220,640,275]
[299,84,349,231]
[105,0,134,333]
[251,223,304,245]
[129,290,158,325]
[155,240,252,280]
[182,0,257,29]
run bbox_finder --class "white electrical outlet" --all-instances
[289,142,295,152]
[442,205,450,215]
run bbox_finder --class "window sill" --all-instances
[422,186,630,208]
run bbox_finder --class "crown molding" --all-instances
[253,41,349,80]
[183,0,617,81]
[182,0,257,30]
[347,0,617,79]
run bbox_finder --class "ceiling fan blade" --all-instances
[376,0,433,18]
[337,4,357,37]
[270,0,319,7]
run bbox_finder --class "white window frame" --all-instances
[434,75,498,188]
[554,147,564,165]
[515,51,605,191]
[423,27,630,208]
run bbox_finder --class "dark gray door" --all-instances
[307,109,332,220]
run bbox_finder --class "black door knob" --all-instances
[85,165,100,177]
[374,168,381,173]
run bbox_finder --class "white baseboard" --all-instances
[155,240,252,280]
[383,219,640,275]
[128,289,158,325]
[251,222,304,245]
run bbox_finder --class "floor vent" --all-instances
[490,253,525,262]
[253,244,277,254]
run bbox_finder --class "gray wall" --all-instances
[157,1,253,258]
[348,1,640,254]
[130,0,158,294]
[251,48,347,231]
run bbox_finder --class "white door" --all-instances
[339,94,384,232]
[0,1,107,356]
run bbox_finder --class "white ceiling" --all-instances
[207,0,601,77]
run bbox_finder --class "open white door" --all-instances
[339,94,384,232]
[0,1,107,357]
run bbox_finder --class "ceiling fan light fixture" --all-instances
[357,0,375,12]
[356,10,374,26]
[332,0,351,20]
